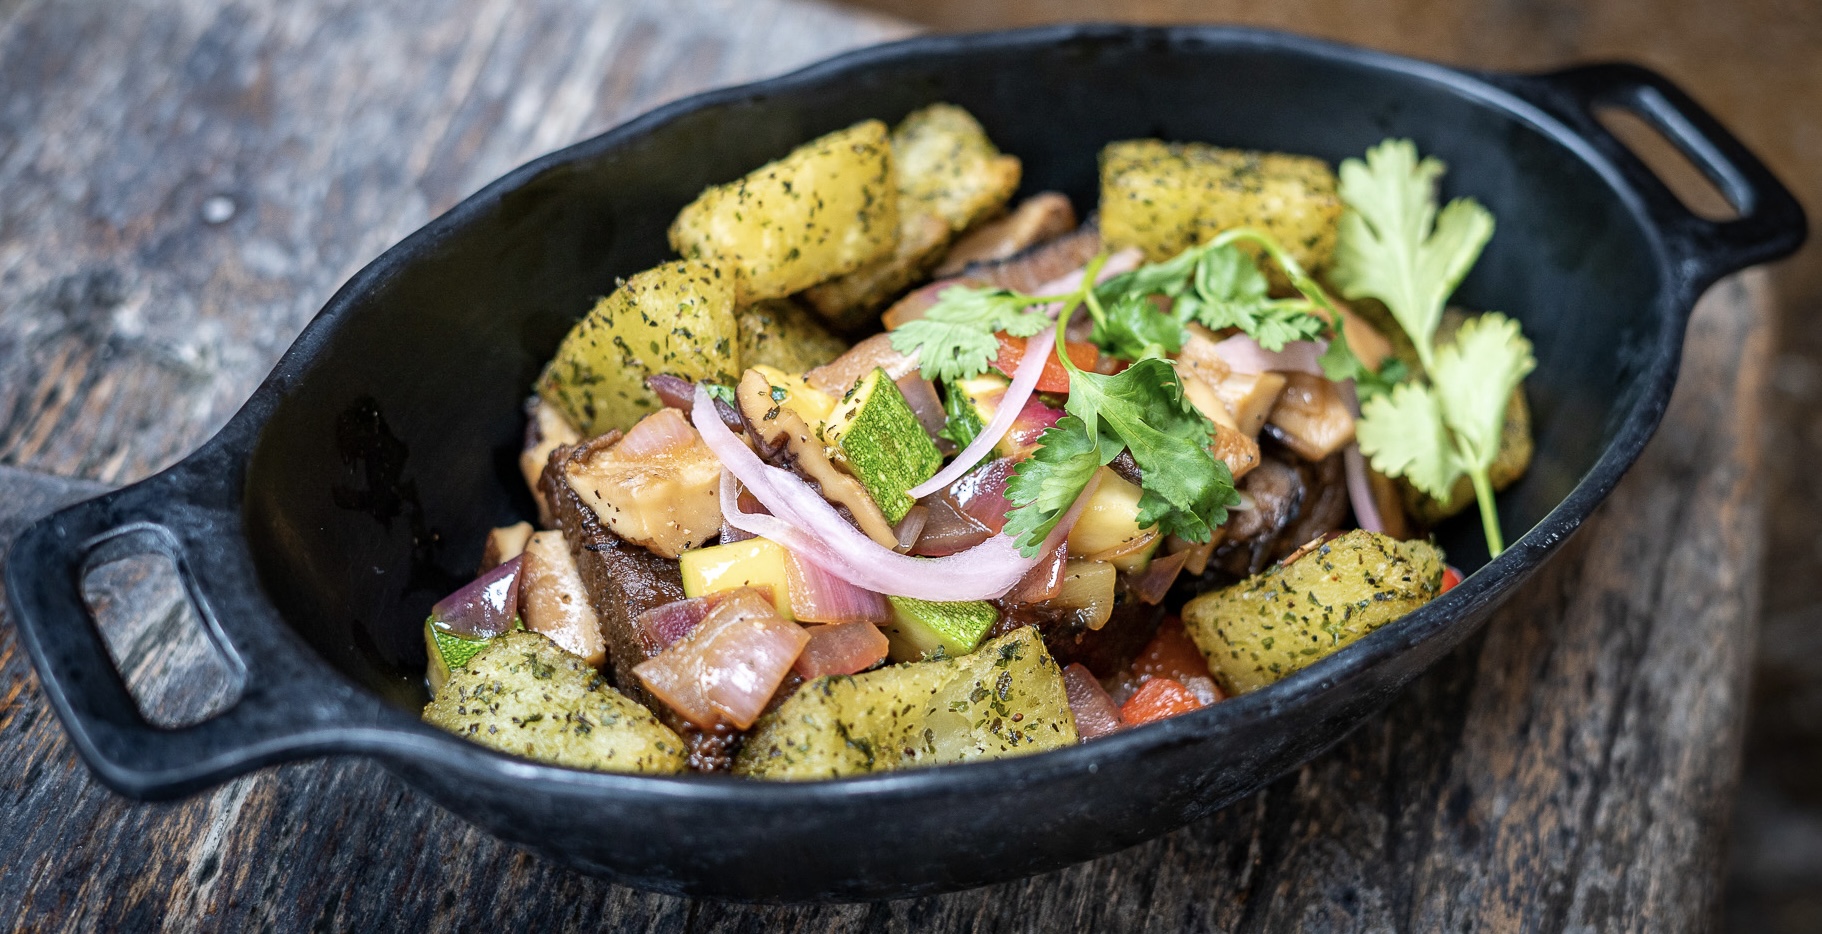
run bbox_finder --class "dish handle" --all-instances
[1494,63,1807,296]
[4,466,418,801]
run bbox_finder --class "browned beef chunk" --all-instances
[990,596,1165,680]
[1211,443,1348,578]
[542,437,740,772]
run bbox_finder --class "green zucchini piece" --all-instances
[821,367,942,523]
[881,595,997,661]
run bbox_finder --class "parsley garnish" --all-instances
[1332,139,1536,556]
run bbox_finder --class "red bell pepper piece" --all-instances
[1120,677,1203,726]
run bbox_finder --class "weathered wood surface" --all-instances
[0,0,1769,930]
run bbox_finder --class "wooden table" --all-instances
[0,1,1769,929]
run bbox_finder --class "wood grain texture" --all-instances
[0,0,1770,929]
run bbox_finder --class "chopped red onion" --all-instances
[632,588,807,730]
[1008,541,1068,603]
[430,555,522,639]
[1210,335,1327,375]
[646,373,697,411]
[893,505,928,553]
[793,622,889,679]
[1128,548,1190,606]
[895,374,947,440]
[1062,663,1124,740]
[634,595,715,649]
[616,407,697,458]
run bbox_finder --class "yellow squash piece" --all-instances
[536,259,738,436]
[1182,530,1443,695]
[669,120,899,304]
[734,627,1078,780]
[423,631,688,774]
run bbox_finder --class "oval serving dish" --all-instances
[6,25,1804,901]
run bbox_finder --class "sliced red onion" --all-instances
[895,374,946,440]
[907,326,1055,499]
[793,622,890,679]
[1128,548,1190,606]
[632,588,807,730]
[1211,335,1327,376]
[999,395,1065,460]
[1062,663,1124,740]
[700,386,1095,600]
[1334,382,1386,534]
[910,496,993,557]
[430,555,522,639]
[785,551,891,624]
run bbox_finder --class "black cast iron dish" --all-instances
[7,25,1805,901]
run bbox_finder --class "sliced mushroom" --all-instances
[564,409,724,560]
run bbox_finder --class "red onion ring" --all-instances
[1211,335,1327,375]
[1335,381,1386,534]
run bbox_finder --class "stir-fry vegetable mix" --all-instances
[421,106,1534,778]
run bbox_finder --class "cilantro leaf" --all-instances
[1090,292,1183,361]
[1002,416,1105,553]
[1356,381,1462,501]
[701,382,736,405]
[1432,312,1535,468]
[1003,358,1237,555]
[889,286,1055,383]
[1330,139,1494,362]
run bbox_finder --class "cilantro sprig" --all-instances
[890,287,1067,383]
[1333,139,1536,556]
[1002,291,1240,556]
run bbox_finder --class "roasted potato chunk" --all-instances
[802,104,1021,328]
[892,103,1022,233]
[1100,139,1342,280]
[423,631,687,774]
[734,627,1078,780]
[669,120,899,304]
[736,299,849,373]
[536,259,738,436]
[1183,530,1443,694]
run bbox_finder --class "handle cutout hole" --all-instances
[1594,106,1741,221]
[83,548,242,728]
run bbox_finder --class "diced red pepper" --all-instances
[992,333,1097,393]
[1119,677,1203,726]
[1440,566,1463,593]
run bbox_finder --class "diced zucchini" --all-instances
[734,626,1078,780]
[821,367,942,523]
[736,299,849,374]
[423,631,688,774]
[881,595,998,661]
[669,120,899,304]
[1181,530,1443,695]
[1100,139,1342,280]
[748,364,838,426]
[679,537,794,619]
[536,259,739,436]
[1065,468,1161,573]
[425,622,492,697]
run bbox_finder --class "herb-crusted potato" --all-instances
[734,626,1078,780]
[536,259,738,436]
[1100,139,1342,278]
[1182,530,1443,694]
[669,120,899,304]
[802,104,1022,328]
[892,103,1022,233]
[423,631,688,774]
[736,299,849,373]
